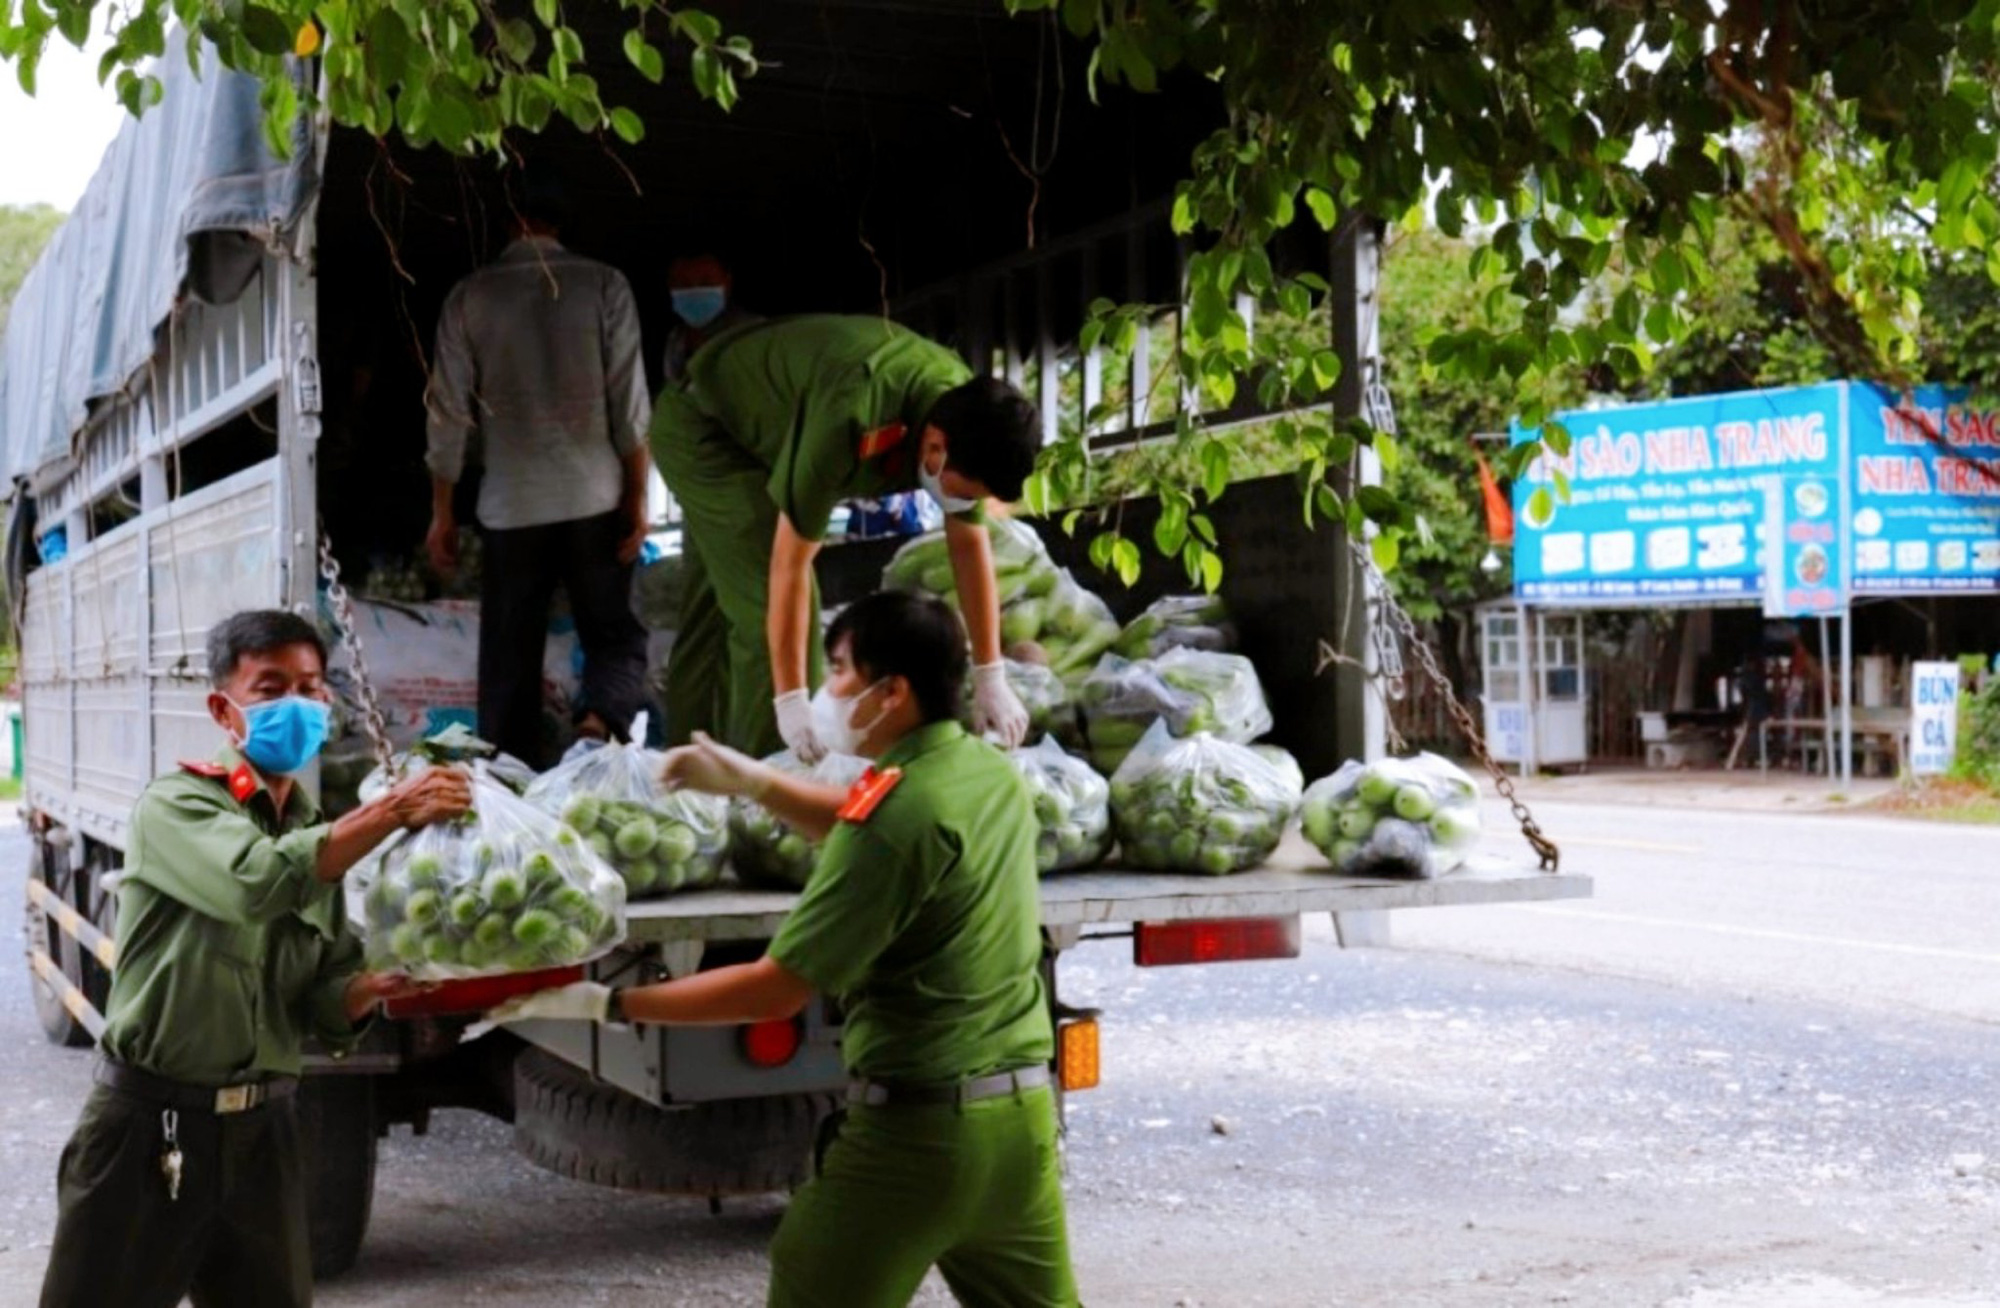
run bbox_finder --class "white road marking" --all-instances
[1518,905,2000,967]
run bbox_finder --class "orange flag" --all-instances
[1475,451,1514,546]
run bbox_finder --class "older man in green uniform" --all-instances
[39,610,472,1308]
[652,314,1043,763]
[494,589,1078,1307]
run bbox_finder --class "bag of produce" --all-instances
[1109,721,1301,875]
[1078,649,1273,773]
[1299,753,1483,878]
[882,516,1055,604]
[1010,737,1112,874]
[1035,570,1122,679]
[358,723,535,803]
[525,740,729,899]
[352,764,628,979]
[1253,745,1305,797]
[1114,594,1238,660]
[729,750,873,889]
[962,658,1075,745]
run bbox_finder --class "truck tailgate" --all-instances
[623,834,1590,945]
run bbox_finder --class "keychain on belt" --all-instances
[159,1109,183,1203]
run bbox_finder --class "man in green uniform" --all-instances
[494,589,1078,1307]
[39,610,472,1308]
[651,315,1043,762]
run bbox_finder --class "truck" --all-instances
[0,6,1591,1280]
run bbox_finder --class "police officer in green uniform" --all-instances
[39,610,472,1308]
[651,314,1044,763]
[494,590,1078,1307]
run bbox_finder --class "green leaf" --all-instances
[609,106,645,143]
[1112,537,1142,587]
[1304,186,1337,231]
[1370,532,1400,572]
[676,9,724,45]
[1310,349,1341,392]
[534,0,560,28]
[366,10,412,82]
[241,5,294,56]
[1527,485,1555,527]
[1089,532,1115,572]
[1374,432,1399,474]
[1198,549,1224,593]
[554,26,585,63]
[622,29,664,81]
[1191,513,1218,547]
[1200,441,1230,501]
[498,18,538,65]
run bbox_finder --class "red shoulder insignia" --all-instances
[857,422,907,461]
[228,764,259,803]
[836,767,904,824]
[178,760,228,779]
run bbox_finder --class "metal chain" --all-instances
[1347,539,1562,873]
[316,527,394,773]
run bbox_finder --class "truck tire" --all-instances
[512,1049,837,1196]
[26,837,95,1048]
[299,1077,378,1280]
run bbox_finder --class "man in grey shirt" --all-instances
[425,171,652,767]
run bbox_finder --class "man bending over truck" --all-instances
[494,590,1079,1308]
[39,610,473,1308]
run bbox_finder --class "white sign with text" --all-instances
[1909,661,1961,776]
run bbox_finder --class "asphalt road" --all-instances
[0,803,1994,1307]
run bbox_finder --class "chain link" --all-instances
[1343,540,1561,873]
[317,528,394,773]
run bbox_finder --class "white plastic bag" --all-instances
[963,658,1076,746]
[728,750,873,889]
[1078,649,1272,773]
[1114,594,1238,660]
[351,764,628,979]
[1299,752,1483,878]
[525,740,729,899]
[1108,721,1301,875]
[1009,737,1112,874]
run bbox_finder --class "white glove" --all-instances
[659,731,775,800]
[971,662,1030,749]
[488,981,611,1025]
[773,689,826,764]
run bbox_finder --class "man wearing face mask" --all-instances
[493,590,1078,1307]
[660,253,760,385]
[39,610,473,1308]
[650,315,1042,763]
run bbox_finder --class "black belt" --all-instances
[847,1064,1050,1108]
[96,1060,299,1115]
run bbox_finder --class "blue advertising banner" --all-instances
[1762,474,1844,617]
[1848,383,2000,594]
[1511,384,1844,604]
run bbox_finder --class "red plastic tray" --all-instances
[383,964,586,1020]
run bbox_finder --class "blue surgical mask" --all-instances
[919,454,979,517]
[228,695,332,776]
[671,286,728,328]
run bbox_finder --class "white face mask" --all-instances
[810,679,890,756]
[919,453,979,517]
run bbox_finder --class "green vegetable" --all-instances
[1393,784,1437,821]
[511,909,560,948]
[404,853,444,890]
[448,889,484,928]
[404,888,443,928]
[483,868,526,910]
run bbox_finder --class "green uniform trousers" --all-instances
[769,1085,1079,1308]
[655,388,823,757]
[39,1082,310,1308]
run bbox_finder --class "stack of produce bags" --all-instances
[1077,648,1273,774]
[525,740,729,899]
[729,750,872,889]
[352,763,628,978]
[1009,738,1113,874]
[1113,594,1237,659]
[1108,722,1301,875]
[1299,753,1483,878]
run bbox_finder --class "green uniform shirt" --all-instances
[99,749,366,1086]
[675,315,974,540]
[769,722,1051,1084]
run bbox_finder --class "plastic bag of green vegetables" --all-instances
[1114,594,1238,660]
[1078,649,1273,773]
[729,750,873,889]
[1109,722,1301,875]
[350,765,627,979]
[359,723,536,803]
[1010,737,1112,874]
[1299,753,1483,879]
[961,659,1075,745]
[524,741,728,899]
[1253,745,1305,797]
[1033,570,1123,681]
[881,516,1055,605]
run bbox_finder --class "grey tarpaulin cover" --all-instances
[0,28,316,489]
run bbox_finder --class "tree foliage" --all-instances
[0,203,62,337]
[6,0,2000,591]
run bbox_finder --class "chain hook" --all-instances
[317,527,395,774]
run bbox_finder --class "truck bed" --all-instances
[624,834,1591,945]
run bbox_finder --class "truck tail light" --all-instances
[1133,916,1302,968]
[1057,1018,1100,1092]
[739,1017,803,1068]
